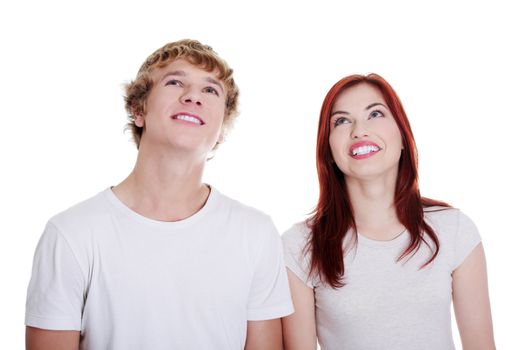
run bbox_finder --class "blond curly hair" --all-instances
[124,39,239,147]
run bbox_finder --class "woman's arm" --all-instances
[452,243,496,350]
[282,269,317,350]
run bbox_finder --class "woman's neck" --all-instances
[346,175,405,241]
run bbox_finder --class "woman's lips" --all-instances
[349,141,381,159]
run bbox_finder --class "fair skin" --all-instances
[453,244,496,349]
[27,59,282,350]
[282,270,317,350]
[283,83,495,349]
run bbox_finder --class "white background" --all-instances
[1,0,523,348]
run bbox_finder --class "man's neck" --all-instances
[112,146,210,222]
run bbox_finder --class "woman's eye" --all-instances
[334,117,350,127]
[369,110,384,119]
[165,79,182,87]
[203,86,219,95]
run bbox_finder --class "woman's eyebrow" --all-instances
[330,110,350,117]
[365,102,387,110]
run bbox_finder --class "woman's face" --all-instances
[328,83,404,183]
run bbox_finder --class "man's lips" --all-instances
[170,113,204,125]
[349,141,382,159]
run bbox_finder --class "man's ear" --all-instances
[134,114,145,127]
[216,127,225,145]
[133,100,148,128]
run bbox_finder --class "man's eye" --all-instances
[204,87,219,95]
[165,79,182,87]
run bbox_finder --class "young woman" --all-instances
[282,74,495,350]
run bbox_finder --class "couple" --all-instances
[25,39,495,350]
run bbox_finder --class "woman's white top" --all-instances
[282,208,481,350]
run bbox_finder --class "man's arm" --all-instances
[245,319,283,350]
[281,269,317,350]
[25,223,85,350]
[452,243,496,350]
[26,327,80,350]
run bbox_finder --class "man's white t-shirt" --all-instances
[282,208,481,350]
[26,187,293,350]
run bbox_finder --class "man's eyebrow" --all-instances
[204,77,224,94]
[366,102,387,110]
[161,70,186,80]
[160,71,224,94]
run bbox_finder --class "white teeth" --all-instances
[175,114,201,125]
[352,145,379,156]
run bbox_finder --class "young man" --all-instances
[25,39,293,350]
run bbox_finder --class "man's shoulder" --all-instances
[49,189,110,231]
[213,187,272,224]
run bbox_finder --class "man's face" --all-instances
[135,59,226,156]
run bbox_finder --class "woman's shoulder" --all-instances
[424,206,480,241]
[423,206,459,222]
[281,220,314,257]
[424,206,460,233]
[424,206,474,225]
[281,220,317,287]
[282,220,311,246]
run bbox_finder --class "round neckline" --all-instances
[104,185,219,230]
[356,229,409,248]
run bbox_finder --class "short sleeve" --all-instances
[246,218,294,321]
[281,223,315,289]
[25,222,85,330]
[452,211,482,270]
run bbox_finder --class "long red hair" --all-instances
[308,73,449,288]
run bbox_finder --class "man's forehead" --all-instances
[153,59,222,81]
